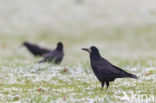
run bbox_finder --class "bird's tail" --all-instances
[127,73,138,79]
[112,65,138,79]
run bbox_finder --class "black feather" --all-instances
[23,42,51,56]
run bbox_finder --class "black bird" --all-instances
[82,46,137,90]
[22,42,52,56]
[39,42,64,64]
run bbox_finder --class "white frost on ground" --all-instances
[0,61,155,102]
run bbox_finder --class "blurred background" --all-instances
[0,0,156,65]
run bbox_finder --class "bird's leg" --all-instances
[106,81,109,90]
[101,82,105,91]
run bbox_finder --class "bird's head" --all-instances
[56,42,63,51]
[82,46,101,57]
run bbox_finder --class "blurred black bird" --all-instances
[39,42,64,64]
[22,42,52,56]
[82,46,137,90]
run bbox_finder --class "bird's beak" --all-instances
[81,48,91,53]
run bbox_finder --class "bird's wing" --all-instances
[24,42,52,56]
[36,46,52,54]
[39,51,56,63]
[93,58,128,77]
[56,51,64,59]
[30,44,52,55]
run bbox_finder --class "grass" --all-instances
[0,25,156,102]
